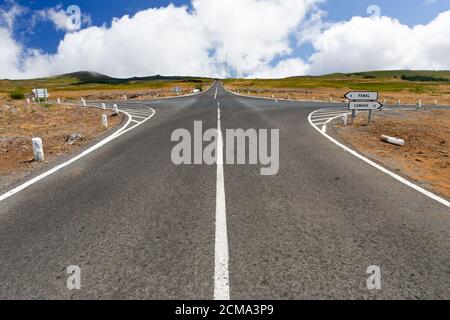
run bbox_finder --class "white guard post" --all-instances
[32,138,45,162]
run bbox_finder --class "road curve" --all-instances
[0,82,448,299]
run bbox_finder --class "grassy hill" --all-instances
[0,71,212,96]
[223,70,450,93]
[3,70,450,101]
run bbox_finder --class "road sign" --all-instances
[32,88,49,100]
[345,91,378,101]
[348,101,383,110]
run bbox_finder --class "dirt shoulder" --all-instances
[332,109,450,199]
[0,81,211,104]
[224,72,450,106]
[45,85,207,102]
[225,85,450,106]
[0,100,124,191]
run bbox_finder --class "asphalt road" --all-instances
[0,82,448,299]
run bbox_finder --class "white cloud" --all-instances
[308,11,450,75]
[0,2,25,79]
[251,58,310,78]
[1,0,450,80]
[35,6,91,32]
[0,0,23,30]
[0,28,22,78]
[0,0,320,79]
[193,0,320,77]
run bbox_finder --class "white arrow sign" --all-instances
[32,88,49,99]
[349,101,383,110]
[345,91,378,101]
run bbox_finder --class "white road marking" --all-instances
[130,115,148,119]
[311,116,346,122]
[214,107,230,300]
[0,107,155,203]
[214,84,219,99]
[309,109,351,130]
[311,112,348,118]
[122,110,152,115]
[121,108,152,113]
[308,110,450,208]
[311,110,347,115]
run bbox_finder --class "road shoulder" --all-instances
[316,108,450,206]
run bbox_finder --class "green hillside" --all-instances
[223,70,450,93]
[0,71,212,94]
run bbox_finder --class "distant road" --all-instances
[0,82,448,299]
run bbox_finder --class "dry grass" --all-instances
[224,71,450,105]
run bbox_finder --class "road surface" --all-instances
[0,82,448,299]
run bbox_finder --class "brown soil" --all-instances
[335,109,450,199]
[0,100,123,187]
[226,86,450,106]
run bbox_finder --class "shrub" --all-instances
[401,75,449,82]
[9,90,25,100]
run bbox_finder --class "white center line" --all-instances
[214,84,219,99]
[214,107,230,300]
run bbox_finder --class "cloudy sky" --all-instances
[1,0,449,79]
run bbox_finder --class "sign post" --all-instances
[345,91,382,125]
[32,89,49,103]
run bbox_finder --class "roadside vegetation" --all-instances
[223,70,450,105]
[0,72,213,102]
[9,89,25,100]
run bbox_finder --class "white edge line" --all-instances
[0,107,156,203]
[308,110,450,208]
[222,84,348,105]
[311,116,347,122]
[320,112,350,133]
[214,107,230,300]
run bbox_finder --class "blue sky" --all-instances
[1,0,450,78]
[11,0,448,54]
